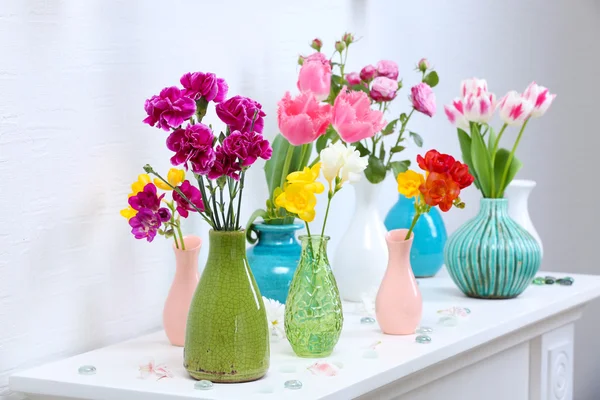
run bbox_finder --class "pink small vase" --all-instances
[375,229,422,335]
[163,236,201,346]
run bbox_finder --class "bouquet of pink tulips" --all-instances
[444,79,556,198]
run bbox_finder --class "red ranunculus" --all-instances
[419,172,460,212]
[417,149,455,174]
[449,161,475,189]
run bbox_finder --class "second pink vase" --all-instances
[375,229,422,335]
[163,236,201,347]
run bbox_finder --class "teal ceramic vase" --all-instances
[445,199,541,299]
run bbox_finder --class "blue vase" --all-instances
[384,194,447,278]
[247,223,304,304]
[445,199,541,299]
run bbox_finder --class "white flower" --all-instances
[263,296,285,339]
[320,142,368,191]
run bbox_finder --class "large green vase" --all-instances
[445,198,541,299]
[285,235,343,357]
[184,230,269,382]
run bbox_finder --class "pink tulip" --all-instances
[463,90,496,123]
[332,86,386,143]
[444,98,470,132]
[410,83,436,117]
[370,76,397,102]
[346,72,361,86]
[277,91,332,146]
[376,60,399,80]
[523,82,556,117]
[360,65,377,82]
[461,78,488,98]
[498,91,534,126]
[297,52,332,102]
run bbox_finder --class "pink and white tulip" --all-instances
[463,91,496,123]
[461,78,488,98]
[498,91,534,126]
[523,82,556,118]
[444,98,470,132]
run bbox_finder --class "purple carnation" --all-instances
[129,208,162,242]
[208,146,242,180]
[166,123,216,174]
[215,95,266,134]
[128,183,165,212]
[172,180,205,218]
[180,72,229,103]
[143,86,196,131]
[222,130,272,167]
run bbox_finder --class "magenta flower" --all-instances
[346,72,361,86]
[129,208,162,242]
[222,130,272,167]
[360,65,377,82]
[375,60,399,80]
[216,95,266,134]
[180,72,229,103]
[172,180,204,218]
[157,208,172,222]
[410,82,437,117]
[129,183,165,212]
[208,146,242,180]
[370,76,398,102]
[143,87,196,131]
[166,123,216,174]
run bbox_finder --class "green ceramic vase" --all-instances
[184,230,269,382]
[285,235,343,358]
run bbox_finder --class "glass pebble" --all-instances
[360,316,376,324]
[559,277,574,286]
[416,326,433,334]
[78,365,96,376]
[362,349,379,359]
[194,380,213,390]
[532,277,545,285]
[464,308,471,314]
[438,316,458,327]
[545,278,555,285]
[278,365,297,373]
[284,380,303,390]
[415,335,432,344]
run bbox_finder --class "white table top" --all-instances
[10,271,600,400]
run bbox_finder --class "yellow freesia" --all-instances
[275,183,318,222]
[285,163,325,194]
[397,170,425,198]
[131,174,151,195]
[154,168,185,191]
[120,205,137,220]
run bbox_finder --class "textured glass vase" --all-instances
[184,230,269,382]
[384,194,447,278]
[285,235,343,358]
[247,222,303,304]
[445,199,542,299]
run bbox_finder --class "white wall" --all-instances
[1,1,599,399]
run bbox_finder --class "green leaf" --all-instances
[390,160,410,178]
[423,71,439,87]
[390,145,406,154]
[399,113,408,123]
[353,141,370,157]
[456,128,480,189]
[409,131,423,147]
[381,119,399,136]
[487,126,497,152]
[264,135,312,198]
[331,74,343,85]
[379,142,385,160]
[316,125,337,153]
[350,84,370,94]
[216,176,227,189]
[244,208,267,244]
[218,132,226,144]
[493,149,523,197]
[470,125,493,197]
[364,155,387,184]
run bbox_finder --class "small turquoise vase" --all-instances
[247,223,303,304]
[384,194,447,277]
[445,198,541,299]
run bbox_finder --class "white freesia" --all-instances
[320,142,368,191]
[262,296,285,340]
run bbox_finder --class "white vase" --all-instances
[333,179,388,302]
[504,179,543,256]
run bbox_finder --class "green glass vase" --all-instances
[184,230,269,382]
[285,235,343,358]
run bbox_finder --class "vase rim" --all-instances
[173,235,202,252]
[298,234,330,241]
[252,222,304,231]
[509,179,536,188]
[481,198,508,203]
[386,228,414,243]
[208,229,245,236]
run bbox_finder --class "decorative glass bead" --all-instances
[360,316,376,324]
[464,308,471,314]
[362,349,378,359]
[532,277,545,285]
[559,277,574,286]
[545,277,556,285]
[194,380,214,390]
[284,380,303,390]
[78,365,96,376]
[416,326,433,334]
[415,335,432,344]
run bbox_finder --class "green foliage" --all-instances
[364,155,387,184]
[264,134,312,198]
[493,149,522,197]
[381,119,399,136]
[423,71,439,88]
[390,145,406,154]
[470,125,493,198]
[409,131,423,147]
[390,160,410,178]
[353,141,370,157]
[457,128,480,190]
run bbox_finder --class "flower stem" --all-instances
[489,123,508,197]
[235,171,246,230]
[405,212,420,240]
[498,118,530,197]
[385,109,415,167]
[280,145,295,190]
[207,180,222,230]
[176,222,185,250]
[320,193,333,239]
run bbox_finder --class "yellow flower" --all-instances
[397,170,425,198]
[275,183,318,222]
[120,206,137,220]
[130,174,151,195]
[154,168,185,191]
[286,163,325,194]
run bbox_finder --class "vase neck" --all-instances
[254,223,303,246]
[299,235,330,264]
[353,179,381,208]
[208,230,246,261]
[479,198,509,218]
[173,236,201,277]
[386,229,413,267]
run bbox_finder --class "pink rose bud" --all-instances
[311,38,323,52]
[370,77,398,102]
[298,55,305,66]
[335,40,346,52]
[332,86,386,143]
[418,58,430,72]
[360,65,377,82]
[342,32,354,45]
[375,60,399,80]
[522,81,556,118]
[346,72,361,86]
[410,82,437,117]
[297,52,332,102]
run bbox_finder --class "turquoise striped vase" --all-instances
[444,198,541,299]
